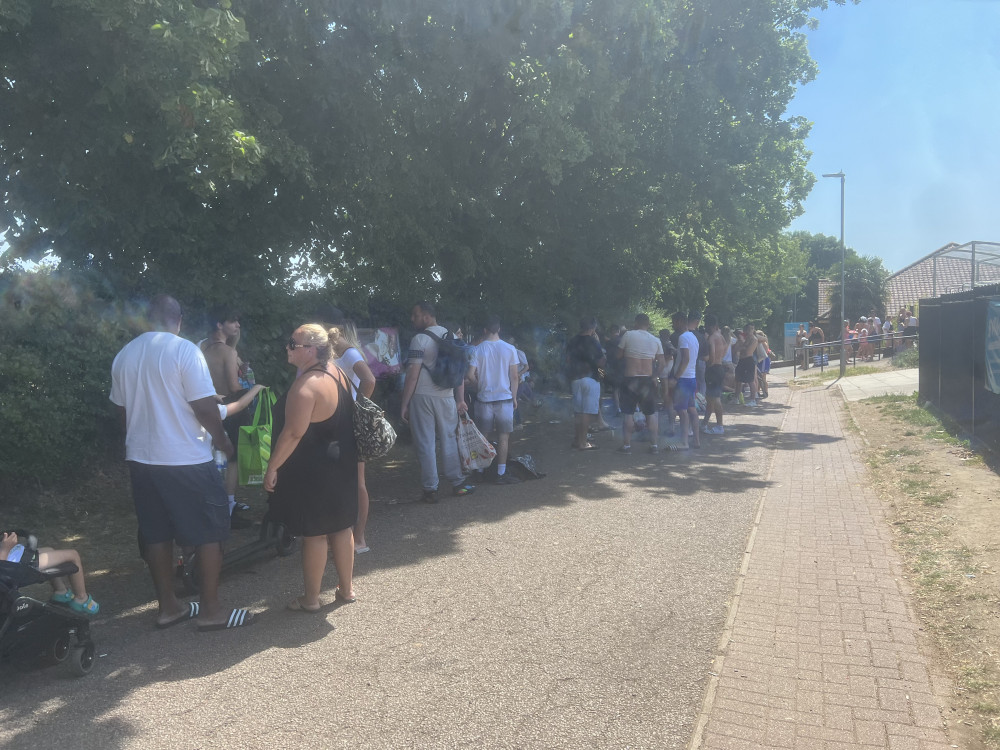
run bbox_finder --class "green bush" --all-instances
[892,346,919,369]
[0,269,131,488]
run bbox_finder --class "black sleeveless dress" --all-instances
[269,368,358,537]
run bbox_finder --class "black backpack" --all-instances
[421,330,473,389]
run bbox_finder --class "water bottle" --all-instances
[214,449,228,475]
[243,363,255,385]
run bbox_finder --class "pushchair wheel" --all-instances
[46,633,71,665]
[275,525,296,557]
[67,642,95,676]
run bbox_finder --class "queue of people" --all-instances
[796,306,918,370]
[568,312,774,454]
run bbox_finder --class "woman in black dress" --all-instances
[264,324,358,612]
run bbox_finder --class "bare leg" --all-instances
[143,541,186,625]
[193,541,224,623]
[299,535,329,607]
[646,413,658,447]
[622,413,635,447]
[328,527,354,599]
[497,432,511,468]
[225,464,238,503]
[354,462,369,551]
[688,406,701,447]
[574,413,592,448]
[677,409,690,449]
[36,548,88,602]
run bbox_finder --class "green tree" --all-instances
[3,0,856,325]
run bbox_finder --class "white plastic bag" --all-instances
[457,415,497,472]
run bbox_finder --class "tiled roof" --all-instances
[887,242,1000,312]
[817,278,837,321]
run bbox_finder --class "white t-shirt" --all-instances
[408,325,455,397]
[619,329,663,360]
[110,331,218,465]
[472,339,519,402]
[335,347,364,399]
[515,348,529,382]
[677,330,699,379]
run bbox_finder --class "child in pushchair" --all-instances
[0,530,99,676]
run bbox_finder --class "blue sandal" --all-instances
[50,591,74,604]
[69,595,100,616]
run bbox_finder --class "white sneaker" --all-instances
[746,400,758,407]
[709,426,725,435]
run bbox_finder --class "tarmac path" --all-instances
[0,372,946,749]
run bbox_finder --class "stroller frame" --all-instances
[0,551,97,677]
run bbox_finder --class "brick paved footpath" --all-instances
[690,386,954,750]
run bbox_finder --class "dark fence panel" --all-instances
[920,283,1000,454]
[937,300,976,423]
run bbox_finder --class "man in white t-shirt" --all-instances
[668,311,701,449]
[616,313,665,454]
[110,295,254,632]
[400,301,476,503]
[469,315,520,484]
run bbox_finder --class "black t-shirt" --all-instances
[566,334,604,380]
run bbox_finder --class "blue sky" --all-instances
[786,0,1000,273]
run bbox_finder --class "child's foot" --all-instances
[50,590,74,604]
[69,595,100,616]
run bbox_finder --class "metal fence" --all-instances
[790,333,916,378]
[919,283,1000,453]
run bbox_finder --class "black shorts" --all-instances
[128,461,230,548]
[735,357,756,384]
[620,376,657,416]
[705,364,726,398]
[221,389,252,445]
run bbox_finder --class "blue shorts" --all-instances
[128,461,230,548]
[673,377,697,411]
[571,377,601,415]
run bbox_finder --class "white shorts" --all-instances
[571,377,600,415]
[475,399,514,435]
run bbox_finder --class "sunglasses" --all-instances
[286,337,313,350]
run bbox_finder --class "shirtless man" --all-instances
[702,314,726,434]
[735,323,759,407]
[616,313,665,454]
[202,309,253,524]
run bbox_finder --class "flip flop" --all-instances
[156,601,200,629]
[286,598,321,613]
[334,588,356,605]
[198,608,255,631]
[354,545,370,554]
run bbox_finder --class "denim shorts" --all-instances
[571,377,601,415]
[475,399,515,434]
[673,377,698,411]
[128,461,230,548]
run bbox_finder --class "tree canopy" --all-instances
[2,0,857,326]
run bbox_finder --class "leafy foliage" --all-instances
[2,0,855,326]
[0,270,131,488]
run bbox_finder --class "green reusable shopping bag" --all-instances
[238,387,276,486]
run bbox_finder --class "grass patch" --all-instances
[801,364,883,384]
[922,492,952,507]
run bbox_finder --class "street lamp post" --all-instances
[822,172,846,377]
[788,276,798,324]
